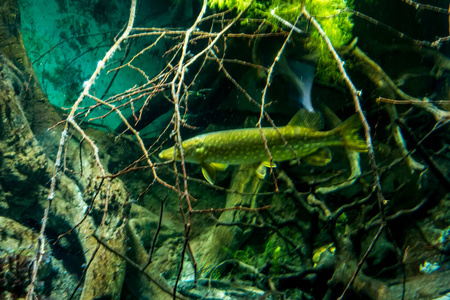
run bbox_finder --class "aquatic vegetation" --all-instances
[4,0,450,299]
[209,0,355,82]
[0,252,30,298]
[0,252,45,299]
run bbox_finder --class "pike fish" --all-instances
[159,110,367,184]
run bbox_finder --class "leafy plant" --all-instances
[209,0,355,83]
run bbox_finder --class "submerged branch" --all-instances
[26,1,138,298]
[396,118,450,190]
[301,7,389,298]
[92,234,188,300]
[301,8,386,215]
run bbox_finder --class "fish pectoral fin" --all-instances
[257,161,276,178]
[262,161,277,168]
[201,163,217,185]
[302,148,332,166]
[255,163,267,179]
[210,163,228,171]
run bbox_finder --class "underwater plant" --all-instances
[209,0,355,82]
[0,252,38,299]
[4,0,449,299]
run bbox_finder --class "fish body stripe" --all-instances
[168,126,342,165]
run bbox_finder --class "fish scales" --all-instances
[159,110,367,184]
[163,126,348,165]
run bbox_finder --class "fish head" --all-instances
[158,136,206,163]
[182,136,207,163]
[158,146,179,160]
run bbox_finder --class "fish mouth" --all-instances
[158,148,172,160]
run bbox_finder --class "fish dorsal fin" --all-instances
[288,109,324,130]
[201,162,216,185]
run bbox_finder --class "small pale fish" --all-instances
[159,110,367,184]
[278,55,316,112]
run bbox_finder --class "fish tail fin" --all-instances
[336,115,367,152]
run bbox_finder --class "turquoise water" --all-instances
[1,0,449,299]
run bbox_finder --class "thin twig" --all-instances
[54,178,105,245]
[396,118,450,189]
[301,7,385,217]
[170,1,209,297]
[366,197,429,230]
[92,235,188,300]
[337,224,386,300]
[143,195,167,271]
[401,0,450,14]
[301,7,387,297]
[26,2,137,298]
[256,14,301,192]
[68,244,100,300]
[192,205,271,214]
[348,8,437,48]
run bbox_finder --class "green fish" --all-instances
[159,110,367,184]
